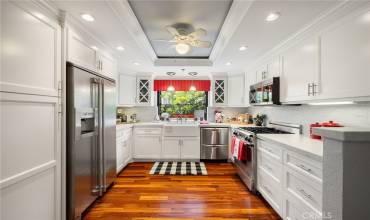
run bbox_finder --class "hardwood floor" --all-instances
[83,162,281,220]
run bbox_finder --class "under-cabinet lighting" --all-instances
[81,13,95,22]
[308,101,355,106]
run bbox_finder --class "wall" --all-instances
[247,103,370,136]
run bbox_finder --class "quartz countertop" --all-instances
[313,127,370,142]
[257,134,323,160]
[116,121,254,128]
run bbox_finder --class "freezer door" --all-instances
[102,79,116,190]
[66,65,100,220]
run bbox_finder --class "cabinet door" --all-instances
[1,92,61,220]
[281,37,320,103]
[67,28,97,72]
[98,53,117,80]
[245,71,256,106]
[116,137,124,173]
[319,10,370,100]
[162,138,181,159]
[256,64,268,82]
[228,75,245,106]
[1,1,61,97]
[134,135,161,159]
[136,77,151,105]
[181,138,200,159]
[118,75,137,105]
[213,77,228,106]
[267,56,281,78]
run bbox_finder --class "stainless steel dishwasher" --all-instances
[200,127,229,160]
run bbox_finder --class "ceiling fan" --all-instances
[155,23,212,55]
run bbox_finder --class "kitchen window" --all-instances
[157,91,208,120]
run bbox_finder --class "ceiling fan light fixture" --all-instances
[175,43,191,55]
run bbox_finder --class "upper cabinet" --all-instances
[228,74,245,107]
[267,56,281,78]
[1,1,61,97]
[280,36,320,103]
[212,77,228,106]
[318,9,370,100]
[136,76,152,106]
[256,64,268,82]
[66,27,117,79]
[118,74,136,106]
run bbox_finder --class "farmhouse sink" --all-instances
[163,123,200,137]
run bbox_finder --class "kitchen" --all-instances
[1,1,370,220]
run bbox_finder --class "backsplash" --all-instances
[247,103,370,136]
[207,107,249,122]
[117,106,158,122]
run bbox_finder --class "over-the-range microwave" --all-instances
[249,77,280,106]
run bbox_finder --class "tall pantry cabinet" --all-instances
[1,1,62,220]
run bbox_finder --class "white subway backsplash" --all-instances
[247,103,370,136]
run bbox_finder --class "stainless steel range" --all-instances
[232,122,301,192]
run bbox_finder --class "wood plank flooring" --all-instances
[83,162,281,220]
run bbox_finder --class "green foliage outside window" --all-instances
[160,91,207,116]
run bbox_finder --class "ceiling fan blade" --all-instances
[152,39,177,43]
[193,40,212,48]
[166,25,180,36]
[189,28,207,38]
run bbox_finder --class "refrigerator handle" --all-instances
[91,78,101,196]
[98,80,106,193]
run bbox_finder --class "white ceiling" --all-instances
[128,0,232,58]
[50,0,339,78]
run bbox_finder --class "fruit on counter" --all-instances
[310,121,343,139]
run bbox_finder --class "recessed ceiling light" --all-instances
[166,72,176,76]
[91,46,98,50]
[266,12,281,22]
[239,46,248,51]
[133,62,140,66]
[81,13,95,22]
[225,62,232,66]
[116,46,125,51]
[188,72,198,77]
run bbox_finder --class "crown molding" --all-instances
[106,0,157,63]
[209,0,253,63]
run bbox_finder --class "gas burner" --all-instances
[237,127,292,134]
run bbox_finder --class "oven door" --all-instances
[233,141,256,192]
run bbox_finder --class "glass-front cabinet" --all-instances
[136,76,151,105]
[213,77,228,106]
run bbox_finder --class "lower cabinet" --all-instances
[134,135,162,159]
[162,137,200,160]
[116,126,133,173]
[257,138,323,220]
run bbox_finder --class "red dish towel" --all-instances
[231,135,236,154]
[238,140,247,161]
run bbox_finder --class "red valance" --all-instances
[154,80,211,91]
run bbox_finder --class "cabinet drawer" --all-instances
[285,150,322,181]
[285,167,322,213]
[257,152,283,183]
[285,192,322,220]
[257,169,283,216]
[134,128,162,135]
[257,139,283,162]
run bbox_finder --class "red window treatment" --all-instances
[154,80,211,91]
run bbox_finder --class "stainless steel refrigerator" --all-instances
[66,62,116,220]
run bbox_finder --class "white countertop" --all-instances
[257,134,323,160]
[116,121,254,128]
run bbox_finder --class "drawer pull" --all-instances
[297,164,312,173]
[298,188,314,202]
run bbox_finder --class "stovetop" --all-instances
[237,127,292,134]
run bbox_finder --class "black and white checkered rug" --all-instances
[149,162,207,175]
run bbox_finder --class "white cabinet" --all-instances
[162,138,181,159]
[267,56,281,78]
[96,52,117,79]
[118,75,137,106]
[318,9,370,100]
[66,28,97,71]
[133,127,162,159]
[162,137,200,160]
[228,74,245,107]
[181,138,200,159]
[256,64,268,82]
[116,126,132,173]
[136,76,152,106]
[281,36,320,103]
[1,1,61,97]
[212,77,228,106]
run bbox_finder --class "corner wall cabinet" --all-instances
[136,76,152,106]
[212,77,228,106]
[228,74,245,107]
